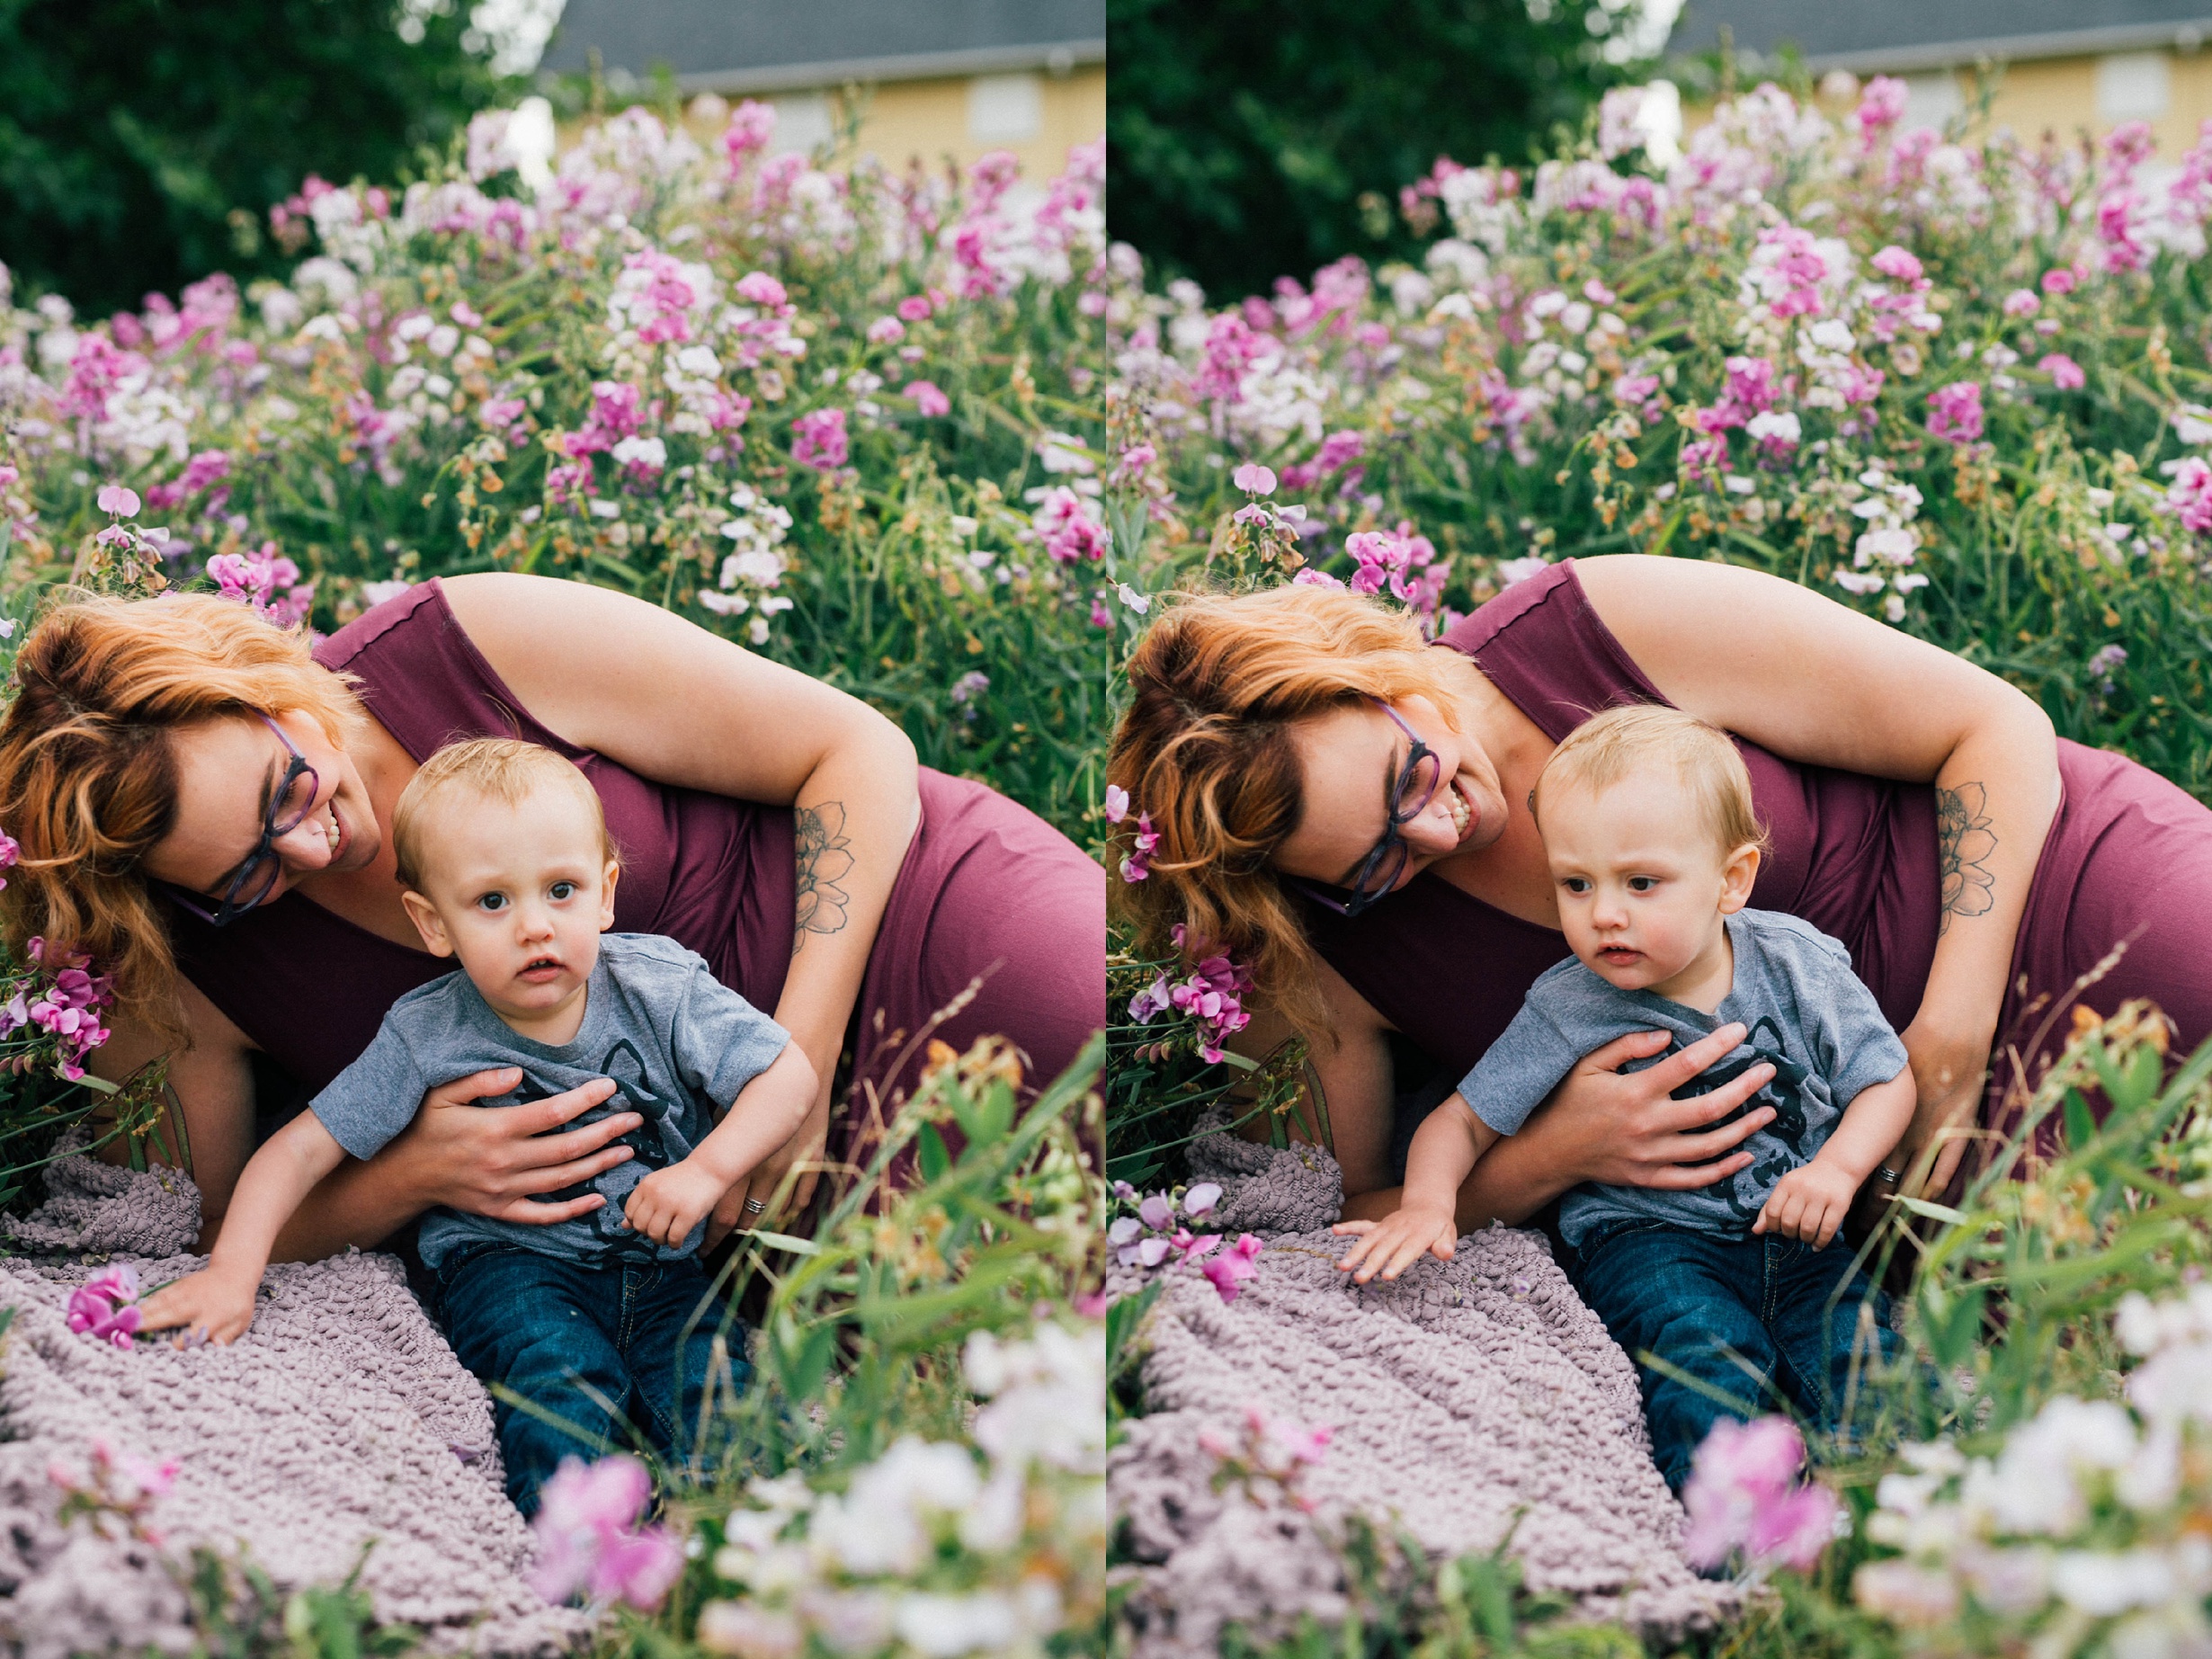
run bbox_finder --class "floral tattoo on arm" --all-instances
[792,802,854,956]
[1936,782,1998,936]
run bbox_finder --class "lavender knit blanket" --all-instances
[0,1149,586,1658]
[1109,1121,1738,1655]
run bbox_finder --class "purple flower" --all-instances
[95,485,140,518]
[1138,1193,1174,1231]
[904,380,950,417]
[1925,381,1985,444]
[2039,353,2085,390]
[1183,1182,1222,1217]
[790,408,849,470]
[1119,812,1160,883]
[529,1455,682,1610]
[868,316,906,344]
[67,1263,142,1349]
[2170,458,2212,534]
[1681,1416,1839,1574]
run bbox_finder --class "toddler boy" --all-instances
[1334,704,1913,1489]
[143,738,816,1513]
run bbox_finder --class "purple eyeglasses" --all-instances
[1289,701,1442,918]
[161,714,320,928]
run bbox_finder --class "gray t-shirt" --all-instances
[1456,908,1909,1249]
[312,932,789,1269]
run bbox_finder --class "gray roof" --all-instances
[540,0,1106,94]
[1669,0,2212,73]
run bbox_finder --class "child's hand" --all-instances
[1331,1205,1458,1285]
[1753,1160,1859,1249]
[622,1159,730,1248]
[138,1266,260,1347]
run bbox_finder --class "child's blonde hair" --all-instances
[392,738,618,893]
[1532,704,1769,858]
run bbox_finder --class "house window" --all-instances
[968,73,1043,143]
[771,93,835,153]
[2098,51,2172,124]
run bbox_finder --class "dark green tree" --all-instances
[1107,0,1638,301]
[0,0,504,317]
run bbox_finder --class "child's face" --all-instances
[398,785,620,1030]
[1539,763,1758,997]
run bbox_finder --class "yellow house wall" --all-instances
[1684,49,2212,157]
[562,64,1104,187]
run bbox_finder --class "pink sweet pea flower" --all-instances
[2039,353,2085,390]
[95,485,140,518]
[2042,267,2078,296]
[1103,784,1129,824]
[1201,1234,1264,1303]
[1119,812,1160,883]
[1925,380,1985,443]
[897,295,933,322]
[67,1263,142,1349]
[1681,1415,1839,1574]
[1232,463,1277,495]
[904,379,951,417]
[789,407,848,470]
[2002,289,2041,317]
[529,1454,683,1610]
[1183,1182,1223,1217]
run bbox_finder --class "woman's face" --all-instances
[142,710,381,910]
[1271,694,1510,901]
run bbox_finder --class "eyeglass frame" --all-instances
[1286,700,1442,918]
[158,713,320,928]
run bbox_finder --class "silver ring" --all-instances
[742,1198,768,1215]
[1874,1165,1904,1186]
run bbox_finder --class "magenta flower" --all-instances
[529,1454,683,1610]
[1925,380,1985,444]
[1201,1235,1264,1303]
[2168,457,2212,534]
[735,272,788,308]
[1119,812,1160,883]
[95,485,140,518]
[2042,267,2078,296]
[1232,463,1277,495]
[1681,1415,1839,1574]
[2039,353,2085,390]
[67,1263,142,1349]
[904,380,950,417]
[790,407,849,470]
[897,295,933,323]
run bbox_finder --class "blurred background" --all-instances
[1110,0,2212,299]
[0,0,1103,317]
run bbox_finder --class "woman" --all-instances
[1,575,1103,1257]
[1110,556,2212,1226]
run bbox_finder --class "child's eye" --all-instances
[549,880,576,901]
[1560,877,1591,894]
[1628,876,1659,893]
[477,892,508,912]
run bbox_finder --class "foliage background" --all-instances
[0,0,504,316]
[1104,0,1643,300]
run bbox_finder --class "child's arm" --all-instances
[137,1111,350,1344]
[622,1043,820,1248]
[1754,1068,1915,1248]
[1331,1097,1502,1284]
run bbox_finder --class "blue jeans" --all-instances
[1570,1221,1895,1493]
[433,1243,749,1516]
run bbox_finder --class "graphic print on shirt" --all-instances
[514,1037,689,1244]
[1659,1014,1814,1229]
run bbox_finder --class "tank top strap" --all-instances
[313,577,588,763]
[1438,559,1670,741]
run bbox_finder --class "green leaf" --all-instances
[1106,1278,1163,1380]
[2064,1088,2098,1153]
[1897,1194,1967,1225]
[917,1122,950,1182]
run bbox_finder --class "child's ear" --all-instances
[1717,843,1762,914]
[399,889,455,957]
[598,860,620,932]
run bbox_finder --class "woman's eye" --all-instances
[549,881,576,901]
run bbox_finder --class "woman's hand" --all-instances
[384,1067,640,1223]
[1887,1018,1995,1201]
[714,1090,830,1244]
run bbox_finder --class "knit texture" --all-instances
[1110,1120,1738,1655]
[0,1149,587,1657]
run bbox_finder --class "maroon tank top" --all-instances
[171,581,798,1088]
[1302,561,1943,1076]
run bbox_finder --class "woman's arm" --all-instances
[442,575,923,1218]
[1580,556,2062,1192]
